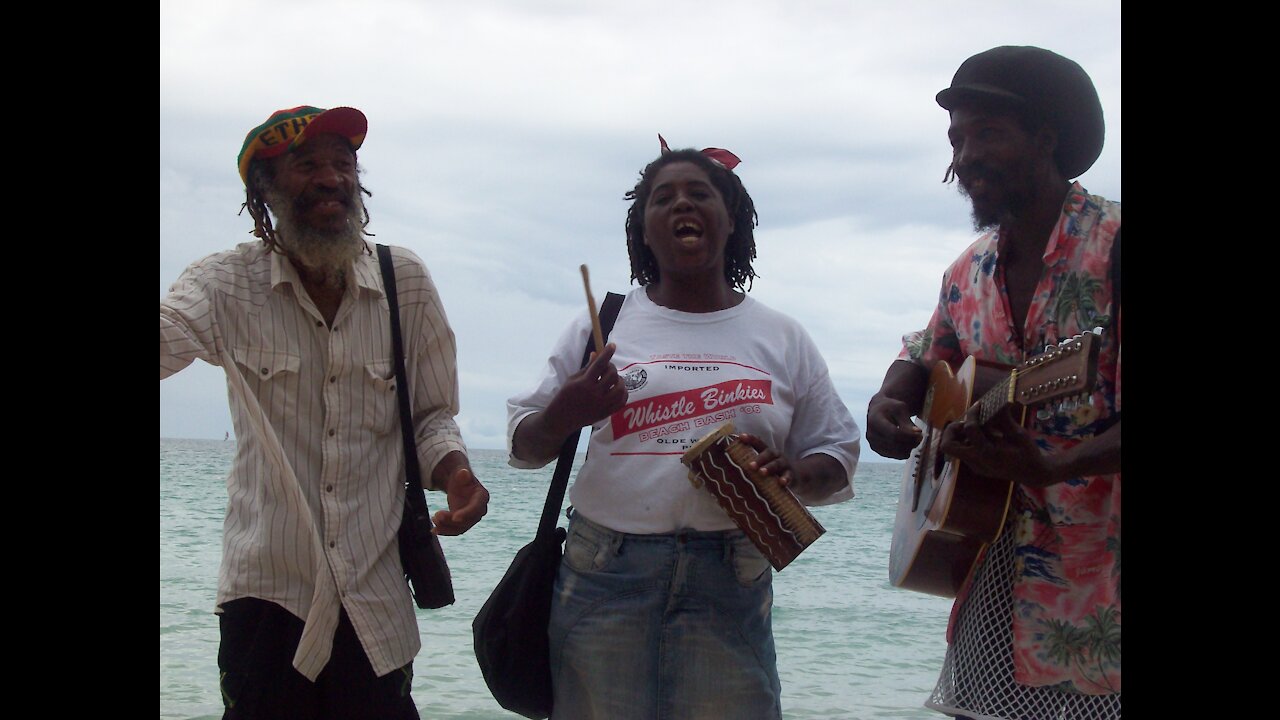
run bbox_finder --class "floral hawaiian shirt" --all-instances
[900,183,1121,694]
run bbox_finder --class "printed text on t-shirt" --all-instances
[611,379,774,439]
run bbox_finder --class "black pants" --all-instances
[217,598,419,720]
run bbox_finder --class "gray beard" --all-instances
[270,194,368,287]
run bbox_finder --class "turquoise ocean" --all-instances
[160,438,954,720]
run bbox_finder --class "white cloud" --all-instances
[160,0,1121,461]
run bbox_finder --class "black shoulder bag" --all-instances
[376,244,455,610]
[472,291,625,719]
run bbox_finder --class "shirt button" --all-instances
[328,429,336,437]
[260,368,268,375]
[316,320,323,327]
[326,485,333,492]
[329,541,335,548]
[389,384,395,392]
[329,376,337,383]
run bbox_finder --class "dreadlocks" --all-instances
[240,156,375,255]
[624,149,759,290]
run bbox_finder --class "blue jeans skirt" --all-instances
[549,512,781,720]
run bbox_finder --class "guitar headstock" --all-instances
[1012,330,1101,408]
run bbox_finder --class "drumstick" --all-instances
[580,264,605,355]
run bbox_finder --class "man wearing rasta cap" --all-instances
[866,47,1121,718]
[160,106,490,718]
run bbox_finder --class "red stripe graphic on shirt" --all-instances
[611,379,773,439]
[617,359,772,375]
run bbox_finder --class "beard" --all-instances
[267,186,367,286]
[956,161,1037,232]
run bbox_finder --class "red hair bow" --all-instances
[658,134,742,170]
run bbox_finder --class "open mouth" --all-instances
[674,219,704,243]
[293,193,350,217]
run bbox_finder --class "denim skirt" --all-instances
[548,512,781,720]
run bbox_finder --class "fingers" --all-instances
[433,496,488,535]
[596,362,621,394]
[584,343,618,380]
[440,466,474,494]
[939,419,968,453]
[432,509,473,536]
[940,408,1018,461]
[585,344,626,400]
[581,349,624,408]
[866,399,923,459]
[939,422,980,466]
[990,406,1022,435]
[602,379,627,414]
[549,343,629,429]
[887,402,918,429]
[432,469,490,536]
[739,433,789,477]
[958,406,1018,444]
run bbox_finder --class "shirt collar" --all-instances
[349,243,384,297]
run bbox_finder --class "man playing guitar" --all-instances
[866,46,1121,720]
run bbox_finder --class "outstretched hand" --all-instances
[432,466,490,535]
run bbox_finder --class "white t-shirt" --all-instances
[507,287,860,534]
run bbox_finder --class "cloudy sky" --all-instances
[160,0,1121,461]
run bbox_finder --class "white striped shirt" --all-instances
[160,241,466,680]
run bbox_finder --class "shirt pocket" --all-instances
[363,360,400,435]
[231,346,300,382]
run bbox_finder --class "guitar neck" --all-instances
[974,373,1017,427]
[971,331,1101,428]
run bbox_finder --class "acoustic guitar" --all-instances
[888,331,1100,598]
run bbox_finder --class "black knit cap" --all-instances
[937,46,1105,179]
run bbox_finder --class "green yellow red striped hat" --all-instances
[237,105,367,185]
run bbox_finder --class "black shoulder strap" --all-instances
[536,291,625,541]
[375,244,433,525]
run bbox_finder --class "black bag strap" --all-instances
[375,244,434,532]
[536,291,625,542]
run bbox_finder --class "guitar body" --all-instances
[887,332,1100,598]
[888,357,1013,598]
